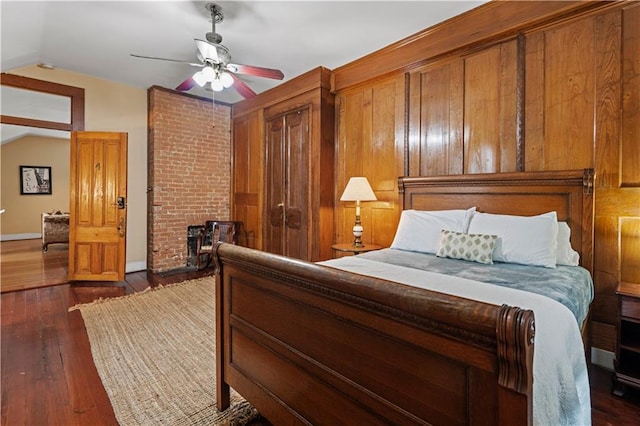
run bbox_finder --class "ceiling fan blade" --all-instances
[227,63,284,80]
[195,39,219,63]
[175,77,196,92]
[231,74,257,99]
[130,53,202,67]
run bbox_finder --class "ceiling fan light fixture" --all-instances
[132,2,283,100]
[192,70,208,87]
[220,71,234,88]
[211,78,224,92]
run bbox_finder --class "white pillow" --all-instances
[557,222,580,266]
[390,207,476,254]
[467,211,558,268]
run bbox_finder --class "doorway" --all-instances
[0,74,84,289]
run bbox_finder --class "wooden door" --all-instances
[69,132,127,281]
[284,109,310,258]
[264,108,310,259]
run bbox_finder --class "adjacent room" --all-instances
[1,1,639,425]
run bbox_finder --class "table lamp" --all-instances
[340,177,377,247]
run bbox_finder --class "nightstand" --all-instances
[613,281,640,397]
[331,243,382,255]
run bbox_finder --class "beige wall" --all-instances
[3,65,148,271]
[1,135,70,234]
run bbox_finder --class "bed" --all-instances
[213,169,595,425]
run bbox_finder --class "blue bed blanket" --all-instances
[357,248,593,327]
[318,251,593,425]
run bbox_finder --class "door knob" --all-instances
[111,197,126,209]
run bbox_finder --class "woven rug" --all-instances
[71,277,259,425]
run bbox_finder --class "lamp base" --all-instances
[352,221,364,248]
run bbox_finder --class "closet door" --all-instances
[265,108,310,259]
[285,109,310,259]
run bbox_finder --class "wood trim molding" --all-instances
[232,66,332,118]
[0,72,85,132]
[515,33,526,172]
[403,72,410,176]
[332,1,611,91]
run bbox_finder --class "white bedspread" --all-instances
[318,256,591,426]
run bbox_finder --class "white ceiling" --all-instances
[1,0,485,105]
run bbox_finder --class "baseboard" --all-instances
[1,233,41,241]
[126,260,146,273]
[591,347,615,370]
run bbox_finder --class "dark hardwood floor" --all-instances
[1,240,639,425]
[0,239,69,293]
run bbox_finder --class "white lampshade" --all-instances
[340,177,377,202]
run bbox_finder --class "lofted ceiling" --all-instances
[1,0,486,105]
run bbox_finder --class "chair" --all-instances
[42,210,70,252]
[195,220,241,270]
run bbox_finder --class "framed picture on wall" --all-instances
[20,166,52,195]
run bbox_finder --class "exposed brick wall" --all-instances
[147,87,231,272]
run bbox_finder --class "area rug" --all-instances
[70,277,259,425]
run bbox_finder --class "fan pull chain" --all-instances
[211,92,216,128]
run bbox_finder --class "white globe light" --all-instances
[201,66,215,82]
[192,70,207,87]
[220,72,234,88]
[211,79,224,92]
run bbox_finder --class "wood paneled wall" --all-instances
[333,1,640,351]
[335,76,405,248]
[408,39,520,176]
[232,111,264,249]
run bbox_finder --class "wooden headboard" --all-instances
[398,169,595,274]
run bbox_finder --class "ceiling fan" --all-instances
[131,2,284,99]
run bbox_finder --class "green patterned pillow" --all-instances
[436,229,498,264]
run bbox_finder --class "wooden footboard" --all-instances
[214,243,535,425]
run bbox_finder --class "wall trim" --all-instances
[591,347,615,370]
[1,233,41,241]
[126,260,147,273]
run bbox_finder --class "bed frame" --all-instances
[214,169,594,425]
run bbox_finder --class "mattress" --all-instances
[318,250,592,426]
